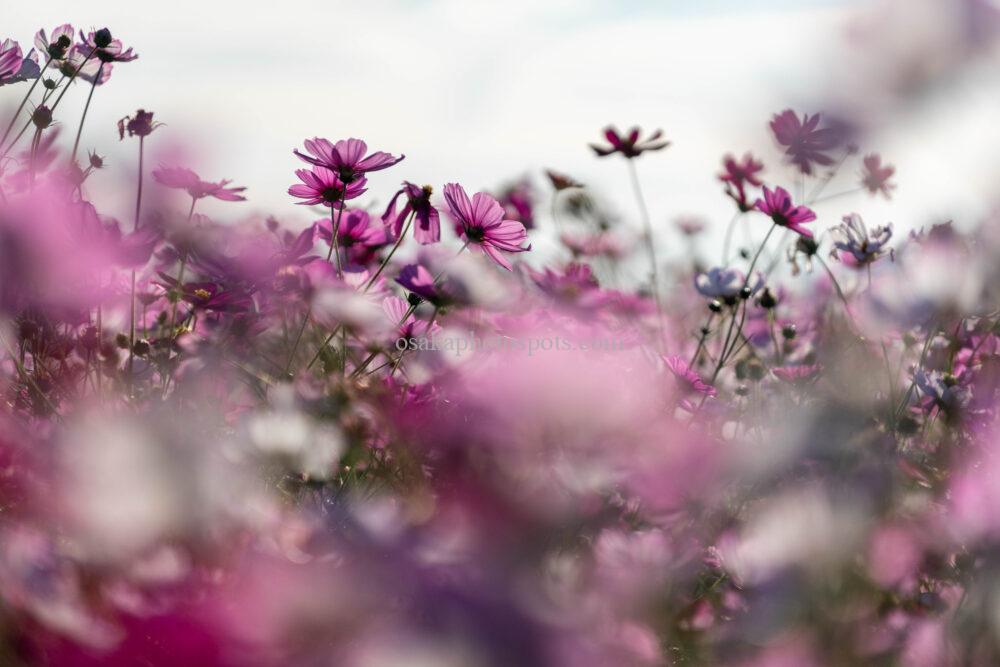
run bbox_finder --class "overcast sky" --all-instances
[5,0,999,273]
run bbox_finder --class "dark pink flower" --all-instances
[590,126,670,159]
[755,186,816,238]
[118,109,162,139]
[382,295,439,342]
[153,166,247,202]
[498,179,535,229]
[382,182,440,244]
[443,183,531,271]
[861,154,896,198]
[317,209,389,265]
[396,263,445,305]
[288,166,366,208]
[79,28,138,63]
[719,152,764,212]
[769,109,839,175]
[34,24,74,62]
[293,137,403,183]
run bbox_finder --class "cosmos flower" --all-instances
[914,369,971,412]
[590,126,670,158]
[497,179,535,229]
[861,154,896,198]
[443,182,531,271]
[382,295,439,343]
[382,182,440,244]
[769,109,839,175]
[0,39,38,85]
[317,209,389,265]
[755,186,816,238]
[395,263,446,306]
[288,166,367,208]
[293,137,403,183]
[34,24,74,62]
[79,28,138,63]
[57,45,110,85]
[118,109,162,139]
[830,213,892,265]
[719,152,764,211]
[152,167,247,202]
[664,355,716,397]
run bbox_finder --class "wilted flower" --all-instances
[830,213,892,265]
[545,169,582,190]
[590,125,670,158]
[293,137,403,183]
[288,166,367,208]
[860,153,896,198]
[118,109,162,139]
[769,109,839,175]
[755,186,816,237]
[152,166,247,202]
[443,182,531,270]
[382,181,440,244]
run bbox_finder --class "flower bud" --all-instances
[782,324,797,340]
[31,106,52,129]
[708,299,722,313]
[93,28,113,48]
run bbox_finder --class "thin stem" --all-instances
[126,136,146,396]
[70,63,102,163]
[364,211,413,291]
[721,210,742,266]
[625,159,666,352]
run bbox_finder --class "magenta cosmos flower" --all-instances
[769,109,838,175]
[719,152,764,212]
[288,166,367,208]
[382,182,440,244]
[590,126,670,159]
[443,183,531,271]
[153,166,247,202]
[294,137,403,183]
[861,154,896,198]
[317,209,389,265]
[664,355,716,398]
[79,28,138,63]
[755,186,816,238]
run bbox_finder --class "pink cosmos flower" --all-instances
[861,154,896,198]
[665,355,717,400]
[288,166,367,208]
[755,186,816,238]
[79,28,138,63]
[317,209,389,265]
[396,263,445,305]
[293,137,403,183]
[382,182,440,244]
[769,109,839,175]
[153,167,247,202]
[443,183,531,271]
[719,152,764,212]
[590,126,670,159]
[0,39,28,84]
[34,24,74,62]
